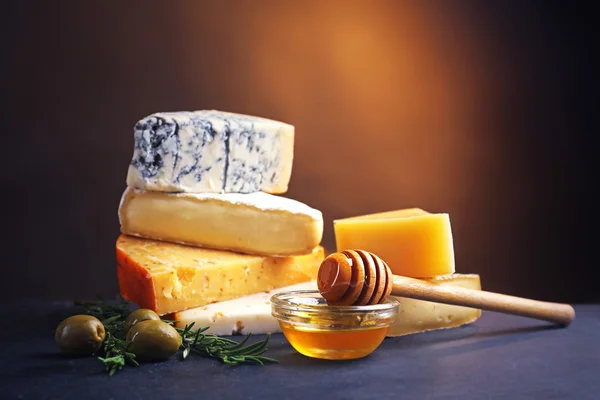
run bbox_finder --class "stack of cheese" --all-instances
[334,208,483,336]
[116,110,325,335]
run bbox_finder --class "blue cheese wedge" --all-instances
[118,187,323,256]
[126,110,294,194]
[169,281,318,336]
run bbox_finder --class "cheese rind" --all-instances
[388,274,482,337]
[116,235,325,315]
[126,110,294,194]
[118,188,323,256]
[334,208,456,278]
[169,282,318,336]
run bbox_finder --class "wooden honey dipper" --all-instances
[317,250,575,326]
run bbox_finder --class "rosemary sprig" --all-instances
[95,315,139,376]
[176,322,278,366]
[74,297,277,375]
[76,298,138,375]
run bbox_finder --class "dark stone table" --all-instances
[1,301,598,400]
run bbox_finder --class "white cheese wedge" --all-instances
[168,275,482,337]
[170,281,318,336]
[118,187,324,256]
[388,273,482,337]
[126,110,294,194]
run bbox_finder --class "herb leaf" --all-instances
[175,325,277,366]
[74,297,277,375]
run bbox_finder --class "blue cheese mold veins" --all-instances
[126,110,295,194]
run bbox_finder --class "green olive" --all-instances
[126,320,181,361]
[55,315,105,355]
[123,308,161,334]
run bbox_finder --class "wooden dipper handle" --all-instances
[391,274,575,326]
[317,250,575,326]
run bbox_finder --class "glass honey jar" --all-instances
[271,290,399,360]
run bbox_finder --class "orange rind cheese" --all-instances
[116,234,324,315]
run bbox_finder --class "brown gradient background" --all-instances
[2,1,597,302]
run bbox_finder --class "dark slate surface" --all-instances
[1,301,598,400]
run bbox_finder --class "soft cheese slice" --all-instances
[169,275,482,337]
[116,235,325,315]
[118,188,323,256]
[334,208,455,278]
[126,110,294,194]
[388,274,482,337]
[168,281,318,336]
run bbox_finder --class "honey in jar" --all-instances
[271,290,399,360]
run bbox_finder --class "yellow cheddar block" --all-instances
[116,235,324,315]
[388,274,482,336]
[334,208,455,278]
